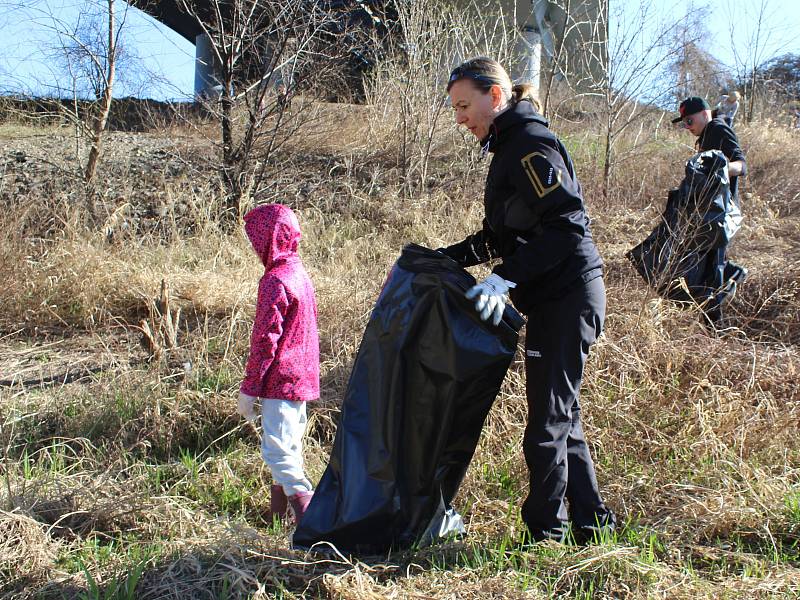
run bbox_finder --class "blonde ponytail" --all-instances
[512,83,541,112]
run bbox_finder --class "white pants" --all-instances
[260,399,313,496]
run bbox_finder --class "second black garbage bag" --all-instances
[292,244,525,555]
[627,149,738,303]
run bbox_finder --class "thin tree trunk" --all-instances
[603,113,612,201]
[84,0,115,184]
[221,78,239,217]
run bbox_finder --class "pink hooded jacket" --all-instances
[240,204,320,401]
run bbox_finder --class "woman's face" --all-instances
[449,78,503,141]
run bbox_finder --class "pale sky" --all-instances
[0,0,798,101]
[618,0,800,77]
[0,0,194,100]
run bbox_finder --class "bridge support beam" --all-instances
[516,26,542,97]
[194,33,221,100]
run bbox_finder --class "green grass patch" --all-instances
[192,365,236,393]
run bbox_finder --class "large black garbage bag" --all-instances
[292,244,525,555]
[627,150,736,302]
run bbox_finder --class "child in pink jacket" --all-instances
[237,204,320,523]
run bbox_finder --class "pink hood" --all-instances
[240,203,320,402]
[244,204,301,270]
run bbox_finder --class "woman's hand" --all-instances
[466,273,514,325]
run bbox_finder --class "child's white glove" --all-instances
[465,273,515,326]
[237,392,259,421]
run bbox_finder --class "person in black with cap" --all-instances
[672,96,748,328]
[438,56,615,544]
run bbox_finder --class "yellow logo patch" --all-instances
[521,152,562,197]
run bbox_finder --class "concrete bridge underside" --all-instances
[132,0,605,99]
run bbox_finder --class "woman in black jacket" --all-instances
[440,57,615,543]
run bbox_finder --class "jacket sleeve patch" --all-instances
[520,151,562,198]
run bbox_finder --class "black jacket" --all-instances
[441,100,602,313]
[696,116,746,199]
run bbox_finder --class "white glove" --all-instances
[237,392,259,421]
[465,273,514,326]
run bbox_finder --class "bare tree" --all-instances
[8,0,130,187]
[48,0,126,187]
[670,6,734,102]
[553,0,690,201]
[82,0,118,184]
[756,53,800,119]
[171,0,370,219]
[59,3,135,101]
[725,0,792,122]
[365,0,517,194]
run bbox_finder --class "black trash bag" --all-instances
[292,244,525,555]
[627,150,733,303]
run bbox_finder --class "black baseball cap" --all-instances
[672,97,710,123]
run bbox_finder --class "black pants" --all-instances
[520,276,614,541]
[700,243,745,326]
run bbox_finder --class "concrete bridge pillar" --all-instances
[518,26,542,97]
[492,0,605,93]
[194,32,222,100]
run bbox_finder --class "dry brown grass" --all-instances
[1,104,799,599]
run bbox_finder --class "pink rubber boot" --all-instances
[288,491,314,523]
